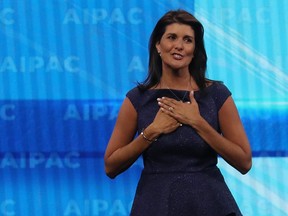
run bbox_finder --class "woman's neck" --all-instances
[160,70,198,90]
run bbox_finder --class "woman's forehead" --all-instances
[164,23,194,36]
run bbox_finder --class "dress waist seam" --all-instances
[142,166,219,175]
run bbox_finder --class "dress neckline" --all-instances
[148,81,215,93]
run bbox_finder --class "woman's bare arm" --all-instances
[104,97,180,178]
[158,93,252,174]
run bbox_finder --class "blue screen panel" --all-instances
[0,0,287,215]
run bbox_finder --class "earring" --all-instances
[157,50,161,56]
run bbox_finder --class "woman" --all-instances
[104,9,252,216]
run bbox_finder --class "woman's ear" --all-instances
[155,43,160,52]
[155,43,161,55]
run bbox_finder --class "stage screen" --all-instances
[0,0,287,215]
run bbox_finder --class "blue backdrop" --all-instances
[0,0,287,215]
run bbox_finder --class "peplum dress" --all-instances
[126,82,242,216]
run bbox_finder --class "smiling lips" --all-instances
[172,53,184,60]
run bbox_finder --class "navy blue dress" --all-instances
[126,82,242,216]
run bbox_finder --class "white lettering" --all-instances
[240,8,252,23]
[211,7,271,23]
[90,9,107,24]
[109,199,127,215]
[0,8,14,25]
[64,200,82,215]
[63,9,81,24]
[0,104,15,120]
[64,104,113,120]
[1,199,15,216]
[64,199,131,215]
[92,104,108,120]
[108,104,119,120]
[220,8,234,22]
[64,104,82,120]
[46,152,64,168]
[46,56,63,72]
[92,200,108,215]
[109,8,126,24]
[45,152,80,168]
[29,152,46,168]
[0,153,18,168]
[63,8,143,25]
[64,56,80,72]
[128,8,142,25]
[64,152,80,168]
[29,56,44,71]
[0,57,17,72]
[257,8,270,23]
[128,56,145,72]
[0,152,80,169]
[0,56,80,73]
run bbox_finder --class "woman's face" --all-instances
[156,23,195,72]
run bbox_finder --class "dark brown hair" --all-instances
[139,9,207,90]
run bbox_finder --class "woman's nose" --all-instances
[174,39,184,50]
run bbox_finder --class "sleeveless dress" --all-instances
[126,82,242,216]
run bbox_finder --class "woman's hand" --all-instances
[157,91,252,174]
[149,108,181,135]
[157,91,202,127]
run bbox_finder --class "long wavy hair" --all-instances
[138,9,207,90]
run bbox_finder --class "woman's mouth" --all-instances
[172,53,184,60]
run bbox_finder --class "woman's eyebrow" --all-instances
[165,32,194,38]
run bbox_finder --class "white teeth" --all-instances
[173,54,183,60]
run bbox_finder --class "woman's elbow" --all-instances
[105,167,117,179]
[104,159,118,179]
[239,156,252,175]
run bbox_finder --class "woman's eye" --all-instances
[168,35,176,40]
[184,38,193,43]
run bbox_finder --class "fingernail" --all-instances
[157,98,160,101]
[158,102,161,105]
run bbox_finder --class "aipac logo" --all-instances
[64,199,133,216]
[0,56,80,73]
[210,7,270,23]
[63,103,119,121]
[0,152,80,169]
[63,8,143,25]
